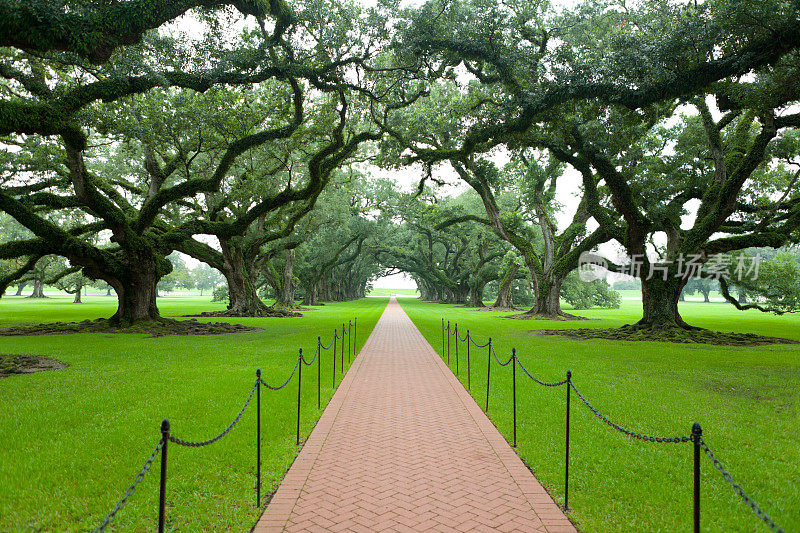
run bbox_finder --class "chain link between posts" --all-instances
[169,380,258,447]
[93,438,164,532]
[699,438,786,533]
[259,358,300,390]
[445,317,787,532]
[515,357,568,387]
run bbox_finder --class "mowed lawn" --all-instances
[400,298,800,533]
[367,287,419,298]
[0,295,387,532]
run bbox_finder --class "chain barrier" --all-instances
[169,380,258,447]
[444,317,787,531]
[569,382,690,443]
[699,439,785,533]
[93,438,164,532]
[469,336,491,348]
[491,344,514,366]
[92,317,358,532]
[259,357,300,390]
[301,350,318,366]
[516,357,568,387]
[320,336,335,350]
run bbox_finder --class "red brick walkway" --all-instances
[254,298,576,533]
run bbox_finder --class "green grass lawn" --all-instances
[0,295,386,532]
[399,298,800,533]
[367,287,419,297]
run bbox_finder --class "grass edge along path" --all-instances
[399,298,800,533]
[0,297,386,532]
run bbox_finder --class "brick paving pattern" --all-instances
[255,298,576,532]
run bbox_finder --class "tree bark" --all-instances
[468,281,487,307]
[275,249,297,308]
[27,280,46,298]
[451,286,469,305]
[302,282,319,305]
[15,283,26,296]
[637,276,693,328]
[492,263,519,308]
[218,239,269,316]
[73,289,82,303]
[102,249,168,324]
[528,276,565,316]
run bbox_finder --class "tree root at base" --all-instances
[0,318,263,337]
[530,325,798,345]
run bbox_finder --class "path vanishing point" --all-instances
[254,298,576,532]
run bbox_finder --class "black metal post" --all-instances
[447,321,451,365]
[317,338,321,409]
[341,323,345,373]
[296,349,302,446]
[693,422,702,533]
[485,338,492,412]
[158,419,170,533]
[442,318,445,356]
[466,330,471,390]
[354,317,357,357]
[256,369,261,507]
[332,330,337,388]
[564,370,571,512]
[455,324,459,376]
[348,320,352,363]
[512,348,517,448]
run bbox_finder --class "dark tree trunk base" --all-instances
[0,318,262,337]
[512,310,588,321]
[187,306,302,318]
[488,305,519,311]
[632,318,704,331]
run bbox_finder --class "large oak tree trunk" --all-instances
[302,282,319,305]
[320,277,331,301]
[275,250,297,308]
[527,276,566,317]
[468,281,487,307]
[27,280,46,298]
[108,256,161,324]
[452,286,469,305]
[15,283,26,296]
[220,240,269,316]
[637,276,692,328]
[492,263,519,308]
[224,265,269,316]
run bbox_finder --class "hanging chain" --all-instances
[259,357,300,390]
[699,438,785,533]
[169,380,257,447]
[515,357,568,387]
[93,438,164,532]
[570,382,690,443]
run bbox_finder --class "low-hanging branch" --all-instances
[0,0,294,63]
